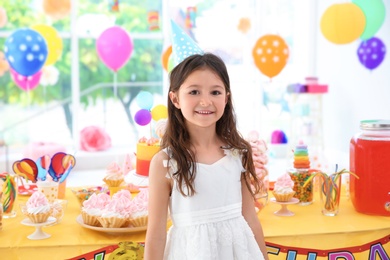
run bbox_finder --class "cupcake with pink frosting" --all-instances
[98,194,132,228]
[23,191,52,223]
[81,192,111,226]
[129,188,149,227]
[103,162,124,187]
[272,173,295,202]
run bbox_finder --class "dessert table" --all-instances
[1,188,389,260]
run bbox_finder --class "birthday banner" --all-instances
[67,233,390,260]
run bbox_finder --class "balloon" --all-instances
[31,24,63,66]
[48,152,76,182]
[136,91,154,110]
[96,26,133,72]
[43,0,71,21]
[252,34,289,78]
[161,45,172,72]
[352,0,386,40]
[135,109,152,126]
[4,28,48,76]
[320,3,365,44]
[12,159,38,182]
[151,104,168,121]
[167,54,175,73]
[357,37,386,70]
[10,68,42,91]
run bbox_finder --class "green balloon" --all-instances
[353,0,386,40]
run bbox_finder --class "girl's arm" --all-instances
[241,179,270,260]
[144,151,172,260]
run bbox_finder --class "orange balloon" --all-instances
[252,34,289,79]
[161,46,172,72]
[320,3,366,44]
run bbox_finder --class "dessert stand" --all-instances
[270,198,299,216]
[21,217,56,240]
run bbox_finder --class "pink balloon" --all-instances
[10,68,42,91]
[96,26,133,72]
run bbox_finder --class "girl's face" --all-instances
[169,68,228,129]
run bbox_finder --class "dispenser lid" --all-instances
[360,120,390,130]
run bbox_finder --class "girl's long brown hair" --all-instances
[161,53,262,197]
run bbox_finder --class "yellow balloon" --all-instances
[31,24,63,65]
[320,3,366,44]
[151,104,168,121]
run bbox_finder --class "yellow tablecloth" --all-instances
[1,188,389,260]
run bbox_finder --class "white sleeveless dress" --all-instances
[162,148,265,260]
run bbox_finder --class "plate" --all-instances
[270,197,299,205]
[21,216,56,227]
[76,215,147,233]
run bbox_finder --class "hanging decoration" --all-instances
[352,0,386,40]
[320,3,365,44]
[185,7,197,29]
[10,68,42,91]
[252,34,289,79]
[4,28,48,77]
[237,17,251,34]
[357,37,386,70]
[109,0,119,12]
[148,10,160,31]
[31,24,63,66]
[43,0,71,21]
[0,7,8,28]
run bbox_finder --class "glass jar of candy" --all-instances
[350,120,390,216]
[288,169,314,205]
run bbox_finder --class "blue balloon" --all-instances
[4,28,48,76]
[136,91,154,110]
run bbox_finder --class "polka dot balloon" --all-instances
[357,37,386,70]
[4,28,48,76]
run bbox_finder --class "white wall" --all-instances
[317,0,390,158]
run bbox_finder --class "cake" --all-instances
[23,191,52,223]
[293,143,310,169]
[272,173,295,202]
[129,188,149,227]
[136,137,160,176]
[81,192,111,227]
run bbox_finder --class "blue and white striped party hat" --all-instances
[170,20,203,65]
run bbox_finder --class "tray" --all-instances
[76,215,147,234]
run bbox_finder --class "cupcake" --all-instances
[103,162,125,187]
[272,173,295,202]
[97,195,132,228]
[129,188,149,227]
[81,192,111,226]
[24,191,52,223]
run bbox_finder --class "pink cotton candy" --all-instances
[80,126,112,152]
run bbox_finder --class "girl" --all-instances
[145,53,269,260]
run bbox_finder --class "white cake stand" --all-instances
[270,198,299,216]
[125,170,149,187]
[21,217,56,240]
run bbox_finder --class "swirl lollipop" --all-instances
[1,173,17,218]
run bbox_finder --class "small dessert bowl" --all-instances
[71,186,107,205]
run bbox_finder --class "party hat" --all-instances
[170,20,203,65]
